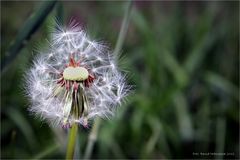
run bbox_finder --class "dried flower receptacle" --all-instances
[56,55,94,128]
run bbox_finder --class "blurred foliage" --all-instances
[1,1,239,159]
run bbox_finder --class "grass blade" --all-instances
[1,1,57,72]
[4,107,37,150]
[83,1,133,159]
[32,143,60,160]
[113,0,133,55]
[205,71,239,101]
[173,92,193,140]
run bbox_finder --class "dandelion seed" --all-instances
[25,22,131,128]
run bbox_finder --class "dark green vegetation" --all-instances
[1,1,239,159]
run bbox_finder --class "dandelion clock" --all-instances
[25,22,131,129]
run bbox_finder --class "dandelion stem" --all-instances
[83,1,133,159]
[66,123,78,160]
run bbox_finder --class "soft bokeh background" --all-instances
[1,1,239,159]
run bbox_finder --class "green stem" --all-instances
[66,123,78,160]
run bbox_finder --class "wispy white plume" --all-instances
[25,21,131,128]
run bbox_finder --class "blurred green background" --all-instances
[1,1,239,159]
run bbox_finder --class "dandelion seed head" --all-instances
[25,22,131,128]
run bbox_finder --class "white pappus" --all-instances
[24,21,131,128]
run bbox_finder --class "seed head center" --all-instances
[63,66,89,81]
